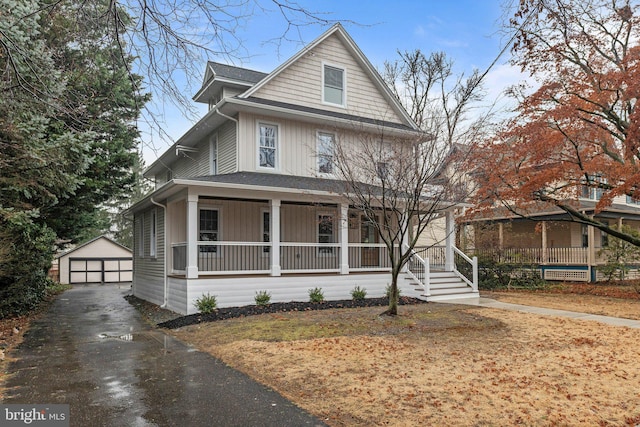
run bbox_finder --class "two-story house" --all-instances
[129,24,478,314]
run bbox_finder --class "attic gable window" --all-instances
[323,64,345,106]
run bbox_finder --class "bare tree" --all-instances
[2,0,352,156]
[330,51,488,315]
[332,129,455,315]
[382,50,487,147]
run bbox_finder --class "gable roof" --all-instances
[206,62,268,84]
[55,235,131,259]
[240,23,419,131]
[194,62,269,103]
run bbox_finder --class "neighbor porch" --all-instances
[464,216,640,282]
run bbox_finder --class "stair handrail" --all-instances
[452,246,478,291]
[403,244,431,297]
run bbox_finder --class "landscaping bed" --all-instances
[157,296,426,329]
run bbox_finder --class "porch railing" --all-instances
[406,245,430,297]
[172,243,187,271]
[198,242,271,274]
[347,243,391,271]
[280,243,340,273]
[453,247,478,291]
[413,245,445,269]
[471,247,588,265]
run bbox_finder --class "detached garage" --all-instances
[57,236,133,284]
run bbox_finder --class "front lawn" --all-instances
[171,290,640,426]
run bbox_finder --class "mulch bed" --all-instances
[158,296,426,329]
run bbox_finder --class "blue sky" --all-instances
[139,0,523,165]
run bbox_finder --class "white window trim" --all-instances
[198,207,222,256]
[210,134,218,175]
[316,130,336,176]
[256,121,280,171]
[317,212,336,256]
[150,209,157,258]
[321,62,347,108]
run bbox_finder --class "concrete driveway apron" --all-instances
[4,284,326,427]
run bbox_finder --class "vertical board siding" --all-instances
[217,121,237,174]
[238,112,376,177]
[253,34,403,124]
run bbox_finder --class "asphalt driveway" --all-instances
[4,284,325,426]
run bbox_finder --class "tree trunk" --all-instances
[384,267,401,316]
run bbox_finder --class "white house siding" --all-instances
[237,111,385,177]
[253,34,403,124]
[166,277,188,314]
[172,137,211,178]
[415,217,446,247]
[217,121,237,174]
[179,273,397,315]
[133,208,166,306]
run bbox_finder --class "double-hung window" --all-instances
[199,209,219,253]
[323,65,345,106]
[318,214,335,255]
[317,132,335,174]
[258,123,277,169]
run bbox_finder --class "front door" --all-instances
[361,216,379,267]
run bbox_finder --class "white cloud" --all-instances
[414,25,426,38]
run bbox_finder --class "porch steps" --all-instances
[405,271,479,302]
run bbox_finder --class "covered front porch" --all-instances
[157,177,477,313]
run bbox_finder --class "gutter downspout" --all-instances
[214,108,239,172]
[150,197,168,308]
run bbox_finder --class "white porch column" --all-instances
[400,213,410,272]
[340,203,349,274]
[445,210,456,272]
[587,223,596,270]
[541,221,548,264]
[498,222,504,250]
[186,193,199,279]
[270,199,281,276]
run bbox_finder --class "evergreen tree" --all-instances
[0,0,147,317]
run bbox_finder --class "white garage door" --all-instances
[69,258,133,284]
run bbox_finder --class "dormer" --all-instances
[193,62,268,109]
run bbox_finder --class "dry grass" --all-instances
[0,315,32,400]
[486,282,640,321]
[173,291,640,426]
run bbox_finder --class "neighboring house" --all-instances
[56,235,133,285]
[128,24,478,314]
[462,195,640,282]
